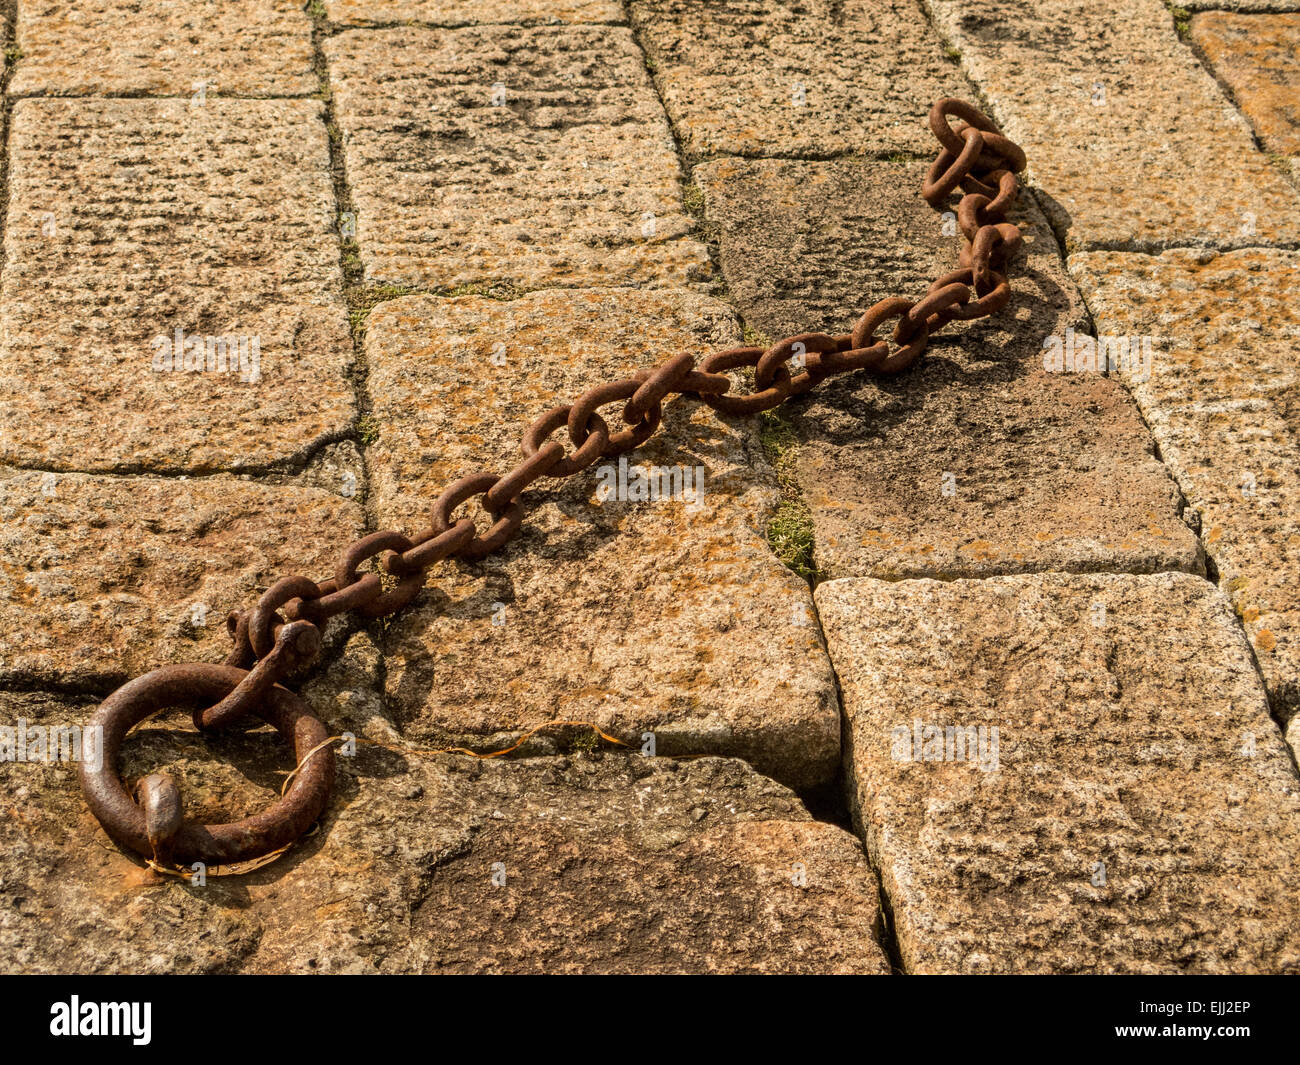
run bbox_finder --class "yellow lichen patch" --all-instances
[959,540,997,561]
[1192,12,1300,157]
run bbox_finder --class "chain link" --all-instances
[80,98,1030,867]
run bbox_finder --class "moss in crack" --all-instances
[566,729,602,755]
[357,414,380,446]
[342,245,363,281]
[759,408,819,584]
[1169,4,1192,40]
[683,182,722,253]
[440,281,524,300]
[682,182,705,216]
[1266,152,1294,178]
[347,282,423,341]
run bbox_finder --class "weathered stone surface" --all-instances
[1191,13,1300,160]
[324,26,709,290]
[924,0,1300,251]
[324,0,624,24]
[1151,406,1300,719]
[695,157,977,340]
[1071,247,1300,718]
[0,469,364,689]
[695,157,1202,579]
[1182,0,1300,9]
[1069,248,1300,415]
[0,99,355,473]
[11,1,317,97]
[365,288,841,788]
[629,0,970,158]
[0,657,889,974]
[818,570,1300,974]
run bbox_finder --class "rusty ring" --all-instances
[484,440,565,512]
[285,574,383,624]
[818,340,891,375]
[964,223,1022,290]
[755,333,840,395]
[929,98,1025,175]
[956,123,1027,174]
[386,518,476,577]
[568,379,660,456]
[335,530,425,618]
[981,170,1020,217]
[653,367,733,398]
[624,353,696,426]
[851,298,931,373]
[698,347,793,415]
[929,97,1002,157]
[931,266,1011,319]
[250,575,321,659]
[908,282,971,332]
[957,193,994,241]
[80,662,334,866]
[522,406,610,477]
[922,126,985,207]
[430,474,526,561]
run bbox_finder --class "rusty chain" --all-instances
[80,98,1030,870]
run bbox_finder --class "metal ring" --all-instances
[755,333,839,395]
[623,353,695,426]
[908,282,971,332]
[386,519,476,577]
[959,124,1027,174]
[568,379,660,457]
[930,99,1026,174]
[698,347,793,415]
[929,97,999,157]
[922,126,985,206]
[250,575,321,659]
[430,474,525,561]
[851,298,931,374]
[484,440,565,512]
[981,170,1020,217]
[957,192,993,242]
[335,530,424,617]
[522,406,610,477]
[80,663,334,867]
[285,574,383,624]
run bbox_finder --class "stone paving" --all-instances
[10,2,319,96]
[325,24,709,289]
[1,0,1298,974]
